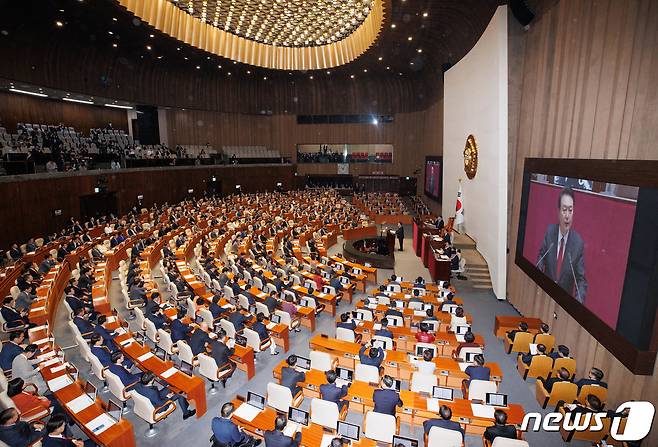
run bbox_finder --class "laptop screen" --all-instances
[154,347,167,361]
[432,386,454,401]
[393,379,402,392]
[296,356,311,370]
[300,298,310,308]
[247,392,265,409]
[180,361,194,376]
[288,407,309,426]
[486,393,508,407]
[195,315,204,324]
[416,345,437,357]
[337,421,360,441]
[270,314,281,324]
[84,381,97,400]
[456,325,470,335]
[386,316,401,327]
[392,436,418,447]
[249,305,257,315]
[107,399,122,422]
[371,339,387,350]
[336,367,354,382]
[395,301,405,309]
[235,334,248,347]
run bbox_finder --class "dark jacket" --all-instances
[359,345,384,368]
[280,367,305,393]
[0,341,24,370]
[0,421,44,447]
[171,319,193,343]
[189,329,212,355]
[483,424,517,443]
[264,429,301,447]
[319,383,348,406]
[228,311,247,332]
[423,418,465,437]
[212,417,248,446]
[373,389,402,416]
[209,340,234,367]
[251,322,270,341]
[108,363,140,387]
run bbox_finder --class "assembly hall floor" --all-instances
[53,227,589,446]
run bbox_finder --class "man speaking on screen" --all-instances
[536,187,588,303]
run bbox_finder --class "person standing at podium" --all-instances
[395,222,404,251]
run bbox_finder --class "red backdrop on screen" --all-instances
[522,182,637,328]
[425,163,441,198]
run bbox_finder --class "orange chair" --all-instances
[535,380,578,409]
[578,384,608,406]
[534,334,555,353]
[517,354,553,380]
[505,332,533,354]
[549,357,576,380]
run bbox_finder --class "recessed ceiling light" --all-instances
[55,21,64,27]
[386,66,390,70]
[218,65,222,69]
[391,24,396,29]
[309,75,313,79]
[363,69,368,72]
[233,61,237,64]
[112,43,118,48]
[184,56,188,60]
[228,72,232,75]
[146,45,152,50]
[326,71,330,75]
[350,75,355,79]
[423,12,428,17]
[177,47,181,51]
[399,72,403,75]
[157,56,163,59]
[196,65,200,69]
[263,76,267,80]
[113,17,118,21]
[407,36,412,41]
[378,57,383,61]
[417,48,423,53]
[108,31,113,35]
[63,98,94,105]
[247,70,251,74]
[149,34,154,38]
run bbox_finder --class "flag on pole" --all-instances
[455,181,464,226]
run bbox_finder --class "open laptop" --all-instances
[154,347,167,361]
[249,305,257,315]
[107,399,123,422]
[416,345,437,357]
[432,386,454,401]
[284,407,309,436]
[233,392,266,421]
[337,421,360,443]
[180,361,194,376]
[299,298,311,308]
[392,435,418,447]
[295,356,311,371]
[194,315,204,325]
[464,352,478,363]
[486,393,508,407]
[456,325,470,335]
[84,381,97,400]
[335,367,353,387]
[270,314,281,324]
[235,334,248,347]
[394,301,405,309]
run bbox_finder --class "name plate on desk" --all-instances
[458,417,470,424]
[307,384,316,390]
[403,407,412,414]
[440,370,449,376]
[398,336,406,340]
[387,361,398,367]
[351,396,362,403]
[344,353,352,358]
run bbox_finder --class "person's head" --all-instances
[590,367,604,381]
[221,402,235,418]
[426,308,434,318]
[558,367,571,381]
[212,295,221,305]
[446,293,454,301]
[494,409,508,425]
[141,371,155,385]
[340,313,349,323]
[419,322,430,334]
[97,315,107,325]
[0,408,19,426]
[381,318,389,328]
[422,349,433,362]
[254,312,265,323]
[369,346,380,359]
[111,351,124,364]
[540,323,550,334]
[390,274,397,281]
[9,331,24,343]
[586,394,603,411]
[455,307,464,318]
[3,296,13,306]
[444,282,451,289]
[557,345,570,358]
[177,308,186,319]
[382,375,395,390]
[325,370,337,384]
[416,276,423,283]
[274,414,288,431]
[474,354,485,366]
[150,307,160,316]
[285,294,294,303]
[45,414,68,436]
[287,355,297,367]
[90,334,102,346]
[519,322,529,331]
[464,331,475,343]
[196,297,205,306]
[558,187,575,235]
[24,344,38,358]
[439,405,452,421]
[6,378,25,397]
[330,438,343,447]
[397,222,402,228]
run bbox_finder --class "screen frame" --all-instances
[515,158,658,375]
[424,156,443,202]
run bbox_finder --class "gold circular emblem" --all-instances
[463,134,478,179]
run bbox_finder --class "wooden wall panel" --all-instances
[0,165,293,251]
[507,0,658,442]
[166,99,443,194]
[0,91,128,133]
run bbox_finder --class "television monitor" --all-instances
[393,379,402,392]
[486,393,508,407]
[154,347,167,361]
[295,356,311,370]
[337,421,360,441]
[288,407,309,426]
[516,159,658,374]
[432,386,454,401]
[246,392,265,409]
[424,156,443,202]
[249,305,257,315]
[393,436,419,447]
[395,301,405,309]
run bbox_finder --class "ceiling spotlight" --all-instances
[218,65,222,69]
[113,17,118,21]
[391,24,396,29]
[363,69,368,72]
[146,45,152,50]
[263,76,267,80]
[108,31,113,35]
[386,66,390,70]
[149,34,154,38]
[228,72,232,75]
[407,36,412,41]
[350,75,355,79]
[326,71,330,75]
[378,56,383,61]
[196,65,201,69]
[309,75,313,79]
[417,48,423,53]
[157,55,163,59]
[247,70,251,74]
[423,12,428,17]
[55,20,64,27]
[112,43,118,48]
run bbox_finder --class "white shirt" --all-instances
[411,358,436,375]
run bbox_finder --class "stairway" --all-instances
[452,232,493,290]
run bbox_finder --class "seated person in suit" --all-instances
[359,344,384,368]
[506,322,529,343]
[562,394,628,419]
[375,318,394,339]
[263,292,279,315]
[228,309,248,332]
[1,296,28,329]
[7,377,64,418]
[384,306,403,318]
[415,322,436,343]
[42,413,95,447]
[536,323,551,338]
[424,308,438,322]
[453,331,480,361]
[134,371,196,420]
[251,313,279,355]
[170,309,193,343]
[464,354,490,388]
[90,334,113,367]
[209,295,227,320]
[336,313,356,331]
[413,276,426,288]
[423,405,464,438]
[0,407,45,447]
[320,370,349,411]
[575,367,607,391]
[212,402,260,447]
[207,330,237,387]
[549,344,570,361]
[72,308,94,338]
[264,414,302,447]
[189,323,213,356]
[521,343,547,366]
[449,307,468,333]
[281,355,306,397]
[537,367,572,393]
[11,344,48,394]
[147,307,167,330]
[0,331,26,371]
[411,349,436,375]
[93,315,118,352]
[439,293,457,311]
[281,295,301,333]
[373,375,403,416]
[329,276,343,292]
[108,352,141,390]
[483,409,517,443]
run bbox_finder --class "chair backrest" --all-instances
[546,381,578,407]
[456,346,483,362]
[220,319,236,338]
[9,286,20,299]
[386,315,404,327]
[199,308,214,326]
[255,302,270,318]
[385,284,401,293]
[355,364,380,384]
[408,301,424,311]
[90,354,106,380]
[578,384,608,405]
[198,353,219,381]
[468,380,497,402]
[527,355,554,379]
[372,335,394,350]
[177,340,194,364]
[552,357,576,378]
[274,310,293,328]
[106,370,129,402]
[134,307,146,330]
[144,319,159,343]
[238,295,251,310]
[223,285,234,298]
[491,439,529,447]
[309,351,333,371]
[356,309,373,321]
[131,390,157,423]
[336,327,356,342]
[410,372,438,394]
[510,332,534,353]
[427,426,463,447]
[0,369,7,391]
[267,382,294,413]
[411,287,426,296]
[364,411,396,443]
[243,328,262,352]
[264,283,277,294]
[534,334,555,353]
[310,398,340,430]
[253,277,264,289]
[186,298,197,319]
[0,391,17,410]
[377,295,391,306]
[157,329,175,354]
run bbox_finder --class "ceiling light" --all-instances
[423,12,428,17]
[196,65,201,69]
[112,43,118,48]
[407,36,412,41]
[363,69,368,72]
[55,21,64,27]
[104,103,132,109]
[386,66,390,70]
[263,76,267,80]
[372,117,379,125]
[350,75,355,79]
[309,75,313,79]
[218,65,222,69]
[63,98,94,105]
[417,48,422,53]
[108,31,113,35]
[326,71,330,75]
[9,88,48,97]
[247,70,251,74]
[113,17,118,21]
[146,45,152,50]
[391,24,396,29]
[157,55,163,59]
[228,72,232,75]
[378,56,383,61]
[149,34,154,38]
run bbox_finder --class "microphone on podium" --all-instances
[535,242,555,268]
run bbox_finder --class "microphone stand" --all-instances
[568,253,581,302]
[535,242,555,268]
